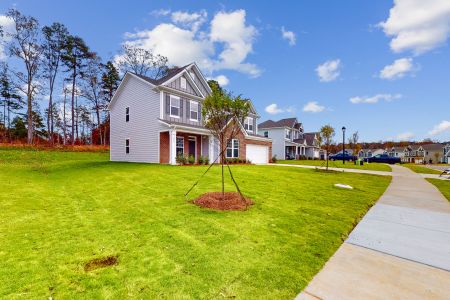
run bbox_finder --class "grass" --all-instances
[402,163,442,174]
[427,178,450,202]
[0,148,390,299]
[276,159,392,172]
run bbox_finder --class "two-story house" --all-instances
[444,143,450,164]
[402,143,443,164]
[385,146,405,160]
[358,148,385,159]
[109,62,272,164]
[258,118,306,160]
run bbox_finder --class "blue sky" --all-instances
[1,0,450,142]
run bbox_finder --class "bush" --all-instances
[204,157,210,165]
[198,155,204,164]
[176,154,187,165]
[188,155,195,164]
[272,155,277,163]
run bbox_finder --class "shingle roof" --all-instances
[258,118,299,129]
[131,64,191,86]
[293,138,305,144]
[304,132,317,146]
[422,143,443,151]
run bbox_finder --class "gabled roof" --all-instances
[132,64,190,86]
[304,132,318,146]
[422,143,443,151]
[258,117,300,129]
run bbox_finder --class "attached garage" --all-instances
[246,144,269,164]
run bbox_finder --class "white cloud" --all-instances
[171,10,207,32]
[350,93,402,104]
[150,9,171,17]
[281,26,296,46]
[119,9,260,77]
[396,132,414,141]
[0,15,15,60]
[316,59,341,82]
[210,10,260,77]
[429,120,450,135]
[379,57,415,79]
[303,101,325,113]
[265,103,283,114]
[379,0,450,54]
[208,74,229,86]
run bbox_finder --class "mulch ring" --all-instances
[84,255,118,272]
[192,192,253,211]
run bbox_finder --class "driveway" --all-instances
[296,164,450,300]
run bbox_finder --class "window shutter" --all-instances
[165,94,170,114]
[186,100,190,118]
[180,99,183,117]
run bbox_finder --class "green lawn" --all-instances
[276,159,392,172]
[402,163,442,174]
[0,149,390,299]
[427,178,450,202]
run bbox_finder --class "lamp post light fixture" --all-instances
[342,126,346,164]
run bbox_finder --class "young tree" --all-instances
[320,124,335,171]
[117,45,168,79]
[202,83,250,198]
[61,35,93,144]
[81,55,104,144]
[42,22,68,144]
[5,9,42,144]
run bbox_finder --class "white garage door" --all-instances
[246,144,269,164]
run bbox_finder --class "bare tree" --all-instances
[320,125,335,171]
[42,22,68,144]
[117,45,168,79]
[5,9,42,144]
[81,55,104,144]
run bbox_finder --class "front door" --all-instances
[188,137,196,159]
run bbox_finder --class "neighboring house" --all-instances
[386,146,405,160]
[109,62,272,164]
[258,118,306,160]
[304,132,322,159]
[403,143,443,164]
[358,148,384,159]
[444,143,450,164]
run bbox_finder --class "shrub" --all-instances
[233,158,239,164]
[204,157,210,165]
[198,155,204,164]
[188,155,195,164]
[176,154,187,165]
[272,155,277,163]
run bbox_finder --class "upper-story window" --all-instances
[285,129,291,139]
[180,77,187,90]
[190,71,196,81]
[190,100,198,121]
[170,95,180,117]
[125,107,129,122]
[264,131,268,138]
[244,117,253,132]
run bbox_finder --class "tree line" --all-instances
[0,8,170,145]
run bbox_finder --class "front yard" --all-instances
[0,149,390,299]
[402,163,442,174]
[427,178,450,202]
[276,159,392,172]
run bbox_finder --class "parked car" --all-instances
[329,153,357,161]
[366,154,400,164]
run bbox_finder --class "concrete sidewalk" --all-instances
[296,164,450,300]
[273,163,392,176]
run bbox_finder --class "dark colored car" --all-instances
[366,154,400,164]
[329,152,357,161]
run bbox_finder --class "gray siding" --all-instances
[188,68,209,96]
[258,128,285,159]
[110,75,162,163]
[162,91,203,127]
[166,74,200,96]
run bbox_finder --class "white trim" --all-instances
[184,69,205,98]
[244,116,254,133]
[226,139,239,158]
[191,62,212,93]
[169,95,181,118]
[180,76,187,90]
[159,90,164,119]
[158,86,204,101]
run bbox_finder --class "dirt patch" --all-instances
[193,192,253,211]
[84,255,118,272]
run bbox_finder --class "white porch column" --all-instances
[208,135,215,163]
[169,129,177,165]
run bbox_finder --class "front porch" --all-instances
[160,130,214,165]
[285,144,306,159]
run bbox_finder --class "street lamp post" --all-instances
[342,126,346,164]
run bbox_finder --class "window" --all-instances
[190,100,198,121]
[180,77,187,90]
[190,71,196,81]
[125,107,129,122]
[125,139,130,154]
[176,137,184,156]
[264,131,268,138]
[285,129,291,139]
[244,117,253,132]
[170,95,180,117]
[226,139,239,158]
